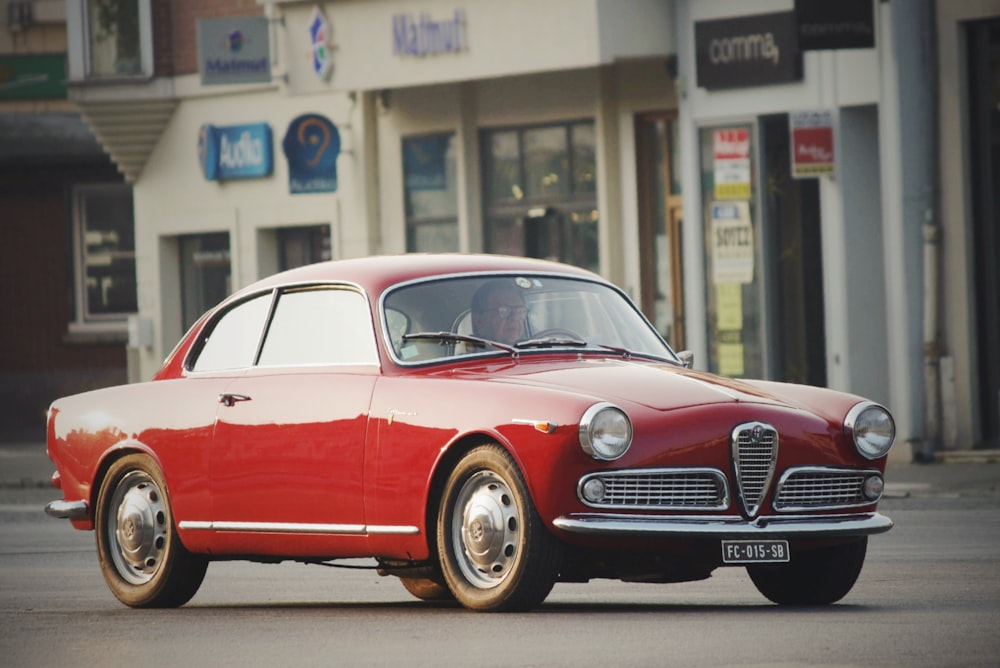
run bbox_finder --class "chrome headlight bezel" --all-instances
[579,402,633,461]
[845,401,896,460]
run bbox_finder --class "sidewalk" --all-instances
[3,433,999,500]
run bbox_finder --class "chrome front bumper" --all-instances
[45,500,89,520]
[553,511,893,538]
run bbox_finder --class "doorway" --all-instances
[636,113,685,349]
[759,114,827,387]
[968,19,1000,446]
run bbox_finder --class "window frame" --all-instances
[68,0,154,81]
[402,131,459,253]
[68,182,138,335]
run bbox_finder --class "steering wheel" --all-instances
[530,328,584,341]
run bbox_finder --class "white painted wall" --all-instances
[132,78,361,378]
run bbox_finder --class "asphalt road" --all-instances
[2,482,999,668]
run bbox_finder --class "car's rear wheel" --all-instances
[95,454,207,608]
[398,576,454,602]
[437,444,562,611]
[747,537,868,605]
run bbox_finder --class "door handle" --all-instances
[219,393,252,407]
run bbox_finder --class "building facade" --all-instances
[0,0,128,436]
[6,0,997,458]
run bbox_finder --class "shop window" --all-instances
[70,184,137,330]
[278,225,331,271]
[403,133,458,252]
[76,0,153,78]
[482,121,598,272]
[180,232,231,331]
[699,125,764,379]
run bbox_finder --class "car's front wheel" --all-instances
[747,537,868,605]
[437,444,562,611]
[95,454,208,607]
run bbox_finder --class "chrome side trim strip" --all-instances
[553,511,893,538]
[177,520,419,536]
[44,500,89,520]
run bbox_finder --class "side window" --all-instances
[190,293,272,372]
[258,288,377,366]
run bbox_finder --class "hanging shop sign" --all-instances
[0,54,66,100]
[713,128,751,200]
[198,123,274,181]
[310,7,334,81]
[695,11,801,90]
[197,17,271,85]
[392,9,468,57]
[283,114,341,194]
[790,110,835,178]
[710,201,755,285]
[795,0,874,51]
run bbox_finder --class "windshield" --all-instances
[382,274,678,364]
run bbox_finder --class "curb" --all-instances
[935,449,1000,464]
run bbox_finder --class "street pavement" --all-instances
[2,429,998,507]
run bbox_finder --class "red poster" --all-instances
[790,111,834,177]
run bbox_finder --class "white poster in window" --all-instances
[713,128,751,200]
[711,201,754,285]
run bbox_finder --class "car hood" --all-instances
[452,357,793,412]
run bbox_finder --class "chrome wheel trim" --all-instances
[451,470,521,589]
[106,471,168,585]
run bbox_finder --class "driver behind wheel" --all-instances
[471,280,528,345]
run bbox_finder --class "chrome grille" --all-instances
[578,468,728,510]
[732,422,778,517]
[774,467,880,511]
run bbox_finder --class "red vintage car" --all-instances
[45,254,895,611]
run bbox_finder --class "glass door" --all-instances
[636,113,685,349]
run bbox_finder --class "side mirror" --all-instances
[677,350,694,368]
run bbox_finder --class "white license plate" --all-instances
[722,539,790,564]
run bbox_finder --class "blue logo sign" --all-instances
[282,114,340,194]
[198,123,273,181]
[310,7,334,81]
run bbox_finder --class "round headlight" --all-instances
[579,402,632,460]
[845,402,896,460]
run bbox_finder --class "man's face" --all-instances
[473,287,527,345]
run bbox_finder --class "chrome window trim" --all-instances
[378,270,680,368]
[184,280,381,374]
[576,467,729,511]
[772,465,883,513]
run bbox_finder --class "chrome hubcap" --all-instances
[452,471,520,589]
[108,471,167,585]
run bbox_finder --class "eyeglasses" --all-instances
[493,305,527,319]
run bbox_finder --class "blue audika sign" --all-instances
[198,123,274,181]
[282,114,340,194]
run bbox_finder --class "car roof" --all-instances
[229,253,602,302]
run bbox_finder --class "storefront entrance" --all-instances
[969,18,1000,446]
[699,117,826,385]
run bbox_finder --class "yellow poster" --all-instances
[716,283,743,331]
[718,343,745,377]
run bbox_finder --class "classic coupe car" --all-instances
[45,254,895,611]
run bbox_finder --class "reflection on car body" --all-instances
[44,254,895,611]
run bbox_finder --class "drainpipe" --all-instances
[892,0,940,461]
[922,220,941,461]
